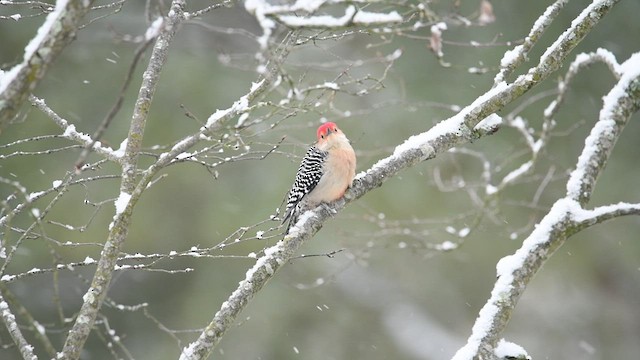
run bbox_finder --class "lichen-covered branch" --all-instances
[177,1,622,358]
[0,295,36,360]
[565,51,640,205]
[0,0,96,130]
[1,283,57,357]
[494,0,569,84]
[452,51,640,360]
[58,2,184,359]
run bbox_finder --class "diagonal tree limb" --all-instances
[0,294,37,360]
[494,0,569,85]
[178,1,622,358]
[59,2,184,359]
[452,51,640,360]
[1,283,57,357]
[0,0,97,131]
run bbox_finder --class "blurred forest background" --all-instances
[1,0,639,359]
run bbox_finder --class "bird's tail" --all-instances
[282,204,299,236]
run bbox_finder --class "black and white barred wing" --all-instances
[282,146,327,224]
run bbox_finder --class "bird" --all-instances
[282,121,356,233]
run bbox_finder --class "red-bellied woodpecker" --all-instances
[282,122,356,232]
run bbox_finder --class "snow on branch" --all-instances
[538,0,616,71]
[0,250,198,285]
[0,298,37,360]
[568,48,622,78]
[244,0,402,49]
[452,51,640,360]
[154,79,268,167]
[544,48,622,127]
[494,339,530,360]
[494,0,568,84]
[176,73,515,360]
[277,5,402,29]
[178,209,329,359]
[177,1,624,358]
[0,0,96,130]
[573,202,640,225]
[28,96,125,163]
[567,51,640,204]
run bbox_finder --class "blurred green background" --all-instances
[1,0,639,359]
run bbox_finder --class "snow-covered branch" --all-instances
[244,0,403,50]
[494,0,568,84]
[0,296,37,360]
[574,202,640,225]
[277,5,402,29]
[0,0,96,130]
[486,46,626,199]
[566,51,640,204]
[28,96,125,163]
[1,0,634,357]
[452,51,640,360]
[177,1,624,358]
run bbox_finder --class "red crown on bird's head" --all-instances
[317,122,338,140]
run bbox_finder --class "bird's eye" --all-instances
[321,134,325,139]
